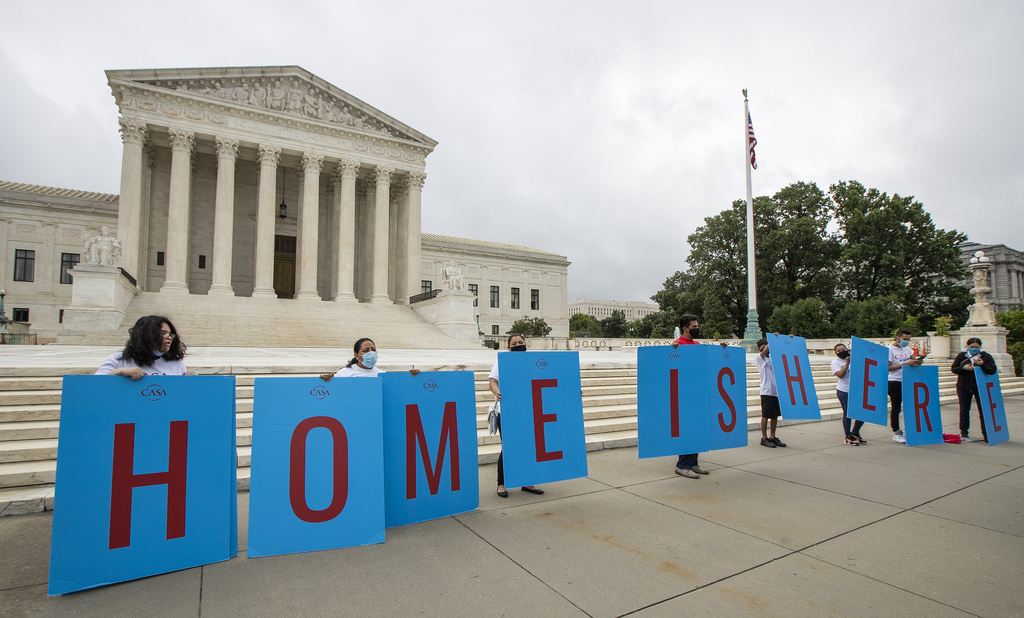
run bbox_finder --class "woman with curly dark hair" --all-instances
[96,315,190,379]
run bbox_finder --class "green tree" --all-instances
[600,310,629,338]
[997,308,1024,375]
[507,317,551,337]
[628,312,677,338]
[767,298,833,338]
[832,298,903,338]
[569,313,601,337]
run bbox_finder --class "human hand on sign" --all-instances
[410,369,420,376]
[184,371,197,376]
[319,372,335,382]
[110,367,146,380]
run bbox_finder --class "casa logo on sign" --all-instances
[535,358,549,369]
[668,351,679,360]
[141,385,166,401]
[309,385,330,400]
[422,379,439,392]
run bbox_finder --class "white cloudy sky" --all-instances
[2,1,1021,304]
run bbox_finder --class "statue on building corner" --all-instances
[83,227,122,267]
[441,261,465,291]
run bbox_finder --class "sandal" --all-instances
[845,436,859,446]
[851,433,867,444]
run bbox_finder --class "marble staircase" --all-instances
[2,364,1022,516]
[57,291,481,349]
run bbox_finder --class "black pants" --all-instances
[957,387,988,439]
[888,381,903,432]
[496,414,505,486]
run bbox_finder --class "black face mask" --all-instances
[837,350,850,359]
[761,348,769,357]
[688,327,700,340]
[510,344,527,352]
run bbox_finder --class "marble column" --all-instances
[116,118,147,280]
[0,218,9,290]
[209,137,239,296]
[160,128,194,293]
[252,145,280,298]
[403,173,426,306]
[332,159,359,302]
[388,187,402,301]
[39,222,57,296]
[370,166,394,303]
[295,152,324,300]
[137,146,154,290]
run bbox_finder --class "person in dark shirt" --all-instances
[950,337,997,442]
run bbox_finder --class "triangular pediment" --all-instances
[106,66,436,148]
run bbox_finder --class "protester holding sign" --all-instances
[832,343,865,445]
[671,314,709,479]
[951,337,997,442]
[887,329,924,444]
[754,339,786,448]
[488,334,544,498]
[95,315,190,379]
[319,338,420,381]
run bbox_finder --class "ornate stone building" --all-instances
[959,242,1024,315]
[0,66,571,344]
[568,299,659,321]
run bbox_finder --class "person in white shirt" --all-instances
[320,337,421,380]
[488,333,544,498]
[754,338,786,448]
[888,328,924,444]
[95,315,190,379]
[831,343,864,445]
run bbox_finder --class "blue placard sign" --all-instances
[247,377,385,558]
[496,351,587,488]
[765,334,820,420]
[975,368,1010,445]
[902,366,943,446]
[637,345,712,458]
[847,336,890,425]
[48,375,237,596]
[709,345,749,451]
[381,372,479,528]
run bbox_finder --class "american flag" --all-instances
[747,112,758,170]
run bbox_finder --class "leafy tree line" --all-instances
[650,180,971,339]
[997,309,1024,376]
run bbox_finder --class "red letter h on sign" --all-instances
[109,421,189,550]
[781,356,809,406]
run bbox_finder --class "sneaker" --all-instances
[892,433,906,444]
[960,435,978,443]
[770,437,787,448]
[760,437,777,448]
[894,429,904,436]
[675,467,700,479]
[691,465,709,475]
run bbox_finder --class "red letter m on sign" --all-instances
[406,402,461,499]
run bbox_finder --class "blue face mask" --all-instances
[360,351,378,368]
[152,350,163,357]
[898,340,910,348]
[967,347,981,356]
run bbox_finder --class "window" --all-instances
[490,286,499,308]
[156,251,165,266]
[13,308,29,322]
[511,287,520,309]
[531,289,540,310]
[198,255,207,269]
[421,280,432,294]
[468,283,478,307]
[491,325,499,335]
[60,253,80,284]
[14,249,35,282]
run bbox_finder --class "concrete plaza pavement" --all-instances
[1,392,1021,616]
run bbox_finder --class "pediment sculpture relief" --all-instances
[138,78,416,141]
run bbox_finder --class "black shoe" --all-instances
[497,488,508,498]
[521,486,544,495]
[760,437,776,448]
[770,437,787,448]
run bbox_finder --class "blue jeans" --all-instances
[676,453,698,470]
[837,390,864,437]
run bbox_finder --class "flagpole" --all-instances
[741,89,763,346]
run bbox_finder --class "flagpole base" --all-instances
[740,309,763,351]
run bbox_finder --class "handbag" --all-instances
[487,400,500,435]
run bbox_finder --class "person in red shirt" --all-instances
[671,314,709,479]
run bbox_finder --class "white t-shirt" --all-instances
[488,361,499,383]
[754,354,778,396]
[888,344,914,382]
[96,352,187,376]
[333,365,384,378]
[831,357,852,393]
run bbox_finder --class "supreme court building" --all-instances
[0,67,569,345]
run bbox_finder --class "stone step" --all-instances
[0,460,56,489]
[0,377,63,392]
[0,438,58,463]
[0,404,61,423]
[0,420,60,441]
[0,390,63,406]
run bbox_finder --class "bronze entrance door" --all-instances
[273,235,296,299]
